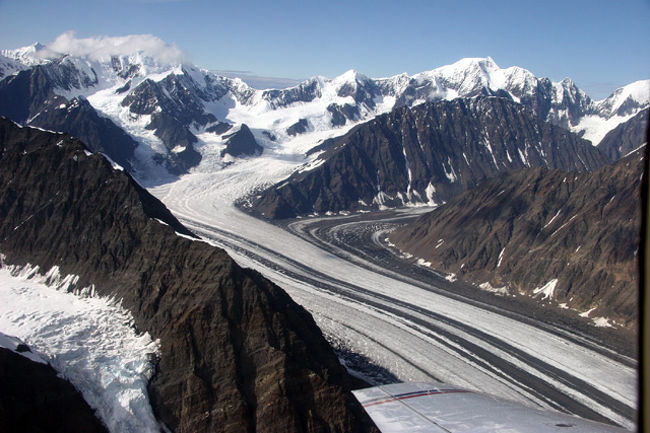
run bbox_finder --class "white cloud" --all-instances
[44,31,188,65]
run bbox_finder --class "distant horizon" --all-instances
[5,35,648,100]
[1,0,649,99]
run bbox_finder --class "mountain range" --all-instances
[0,41,647,190]
[243,97,609,218]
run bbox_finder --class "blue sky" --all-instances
[0,0,648,98]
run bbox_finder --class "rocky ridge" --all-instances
[0,118,377,433]
[244,97,609,218]
[389,146,644,328]
[0,63,139,171]
[597,108,648,160]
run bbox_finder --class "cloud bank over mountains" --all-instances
[28,31,189,65]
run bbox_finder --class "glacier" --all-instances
[0,260,161,433]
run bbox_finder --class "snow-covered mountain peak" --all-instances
[617,79,650,102]
[437,56,500,72]
[334,69,370,85]
[2,34,647,183]
[596,79,650,117]
[1,41,61,66]
[5,32,188,77]
[560,77,575,86]
[429,56,509,95]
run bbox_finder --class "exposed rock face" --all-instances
[120,73,224,173]
[327,103,360,126]
[0,118,377,433]
[597,108,648,160]
[221,124,263,158]
[2,48,646,182]
[206,121,233,135]
[261,78,323,108]
[0,66,138,170]
[0,54,26,80]
[0,347,108,433]
[246,97,608,219]
[390,147,644,328]
[287,118,310,136]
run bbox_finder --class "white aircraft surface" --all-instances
[353,382,629,432]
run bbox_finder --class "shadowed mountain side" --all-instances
[245,97,608,219]
[221,124,263,158]
[390,148,643,329]
[0,118,377,433]
[597,108,648,160]
[0,66,139,171]
[0,347,108,433]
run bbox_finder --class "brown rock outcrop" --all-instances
[390,147,643,329]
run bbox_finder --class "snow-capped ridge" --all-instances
[596,79,650,117]
[5,32,189,77]
[334,69,370,84]
[2,33,647,183]
[1,41,62,66]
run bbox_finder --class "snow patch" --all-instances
[479,282,509,296]
[445,273,457,282]
[542,210,561,229]
[100,152,124,171]
[580,307,597,318]
[442,157,457,182]
[496,248,505,268]
[592,317,614,328]
[533,279,558,300]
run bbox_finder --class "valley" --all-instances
[150,168,638,430]
[0,34,646,431]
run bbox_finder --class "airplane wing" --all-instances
[352,382,629,433]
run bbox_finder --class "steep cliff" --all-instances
[597,108,648,160]
[0,342,108,433]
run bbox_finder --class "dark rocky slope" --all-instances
[245,97,608,219]
[0,345,108,433]
[390,147,643,328]
[0,118,377,433]
[0,65,138,171]
[597,108,648,160]
[221,124,263,158]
